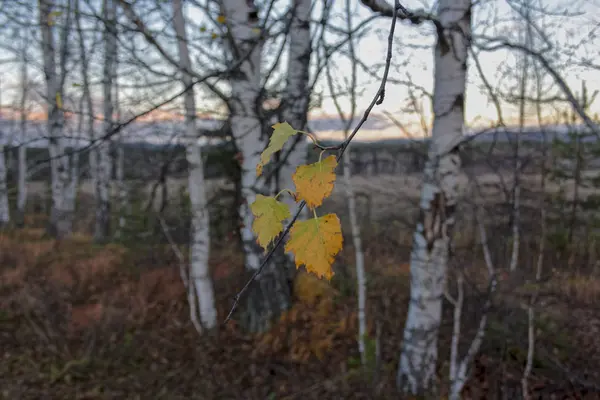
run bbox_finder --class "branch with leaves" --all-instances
[224,0,402,324]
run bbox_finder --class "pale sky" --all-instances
[309,0,600,140]
[1,0,600,141]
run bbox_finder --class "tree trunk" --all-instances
[279,0,312,223]
[222,0,293,333]
[397,0,471,395]
[75,0,96,199]
[172,0,217,331]
[39,0,73,239]
[114,74,127,238]
[16,39,28,228]
[95,0,117,242]
[0,146,9,228]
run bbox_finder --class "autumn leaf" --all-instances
[250,194,291,251]
[292,155,337,209]
[285,213,343,280]
[55,92,63,109]
[48,11,62,26]
[256,122,298,176]
[216,15,226,24]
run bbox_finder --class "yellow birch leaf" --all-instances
[56,92,63,109]
[211,32,218,39]
[256,121,298,176]
[216,15,226,24]
[285,213,343,280]
[250,194,291,251]
[292,155,337,209]
[48,11,62,26]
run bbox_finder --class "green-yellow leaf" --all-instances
[250,194,291,251]
[285,213,343,280]
[256,121,298,176]
[292,155,337,209]
[55,92,63,109]
[48,11,62,26]
[216,15,226,24]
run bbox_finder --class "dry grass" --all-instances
[4,164,600,398]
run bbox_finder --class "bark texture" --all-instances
[172,0,217,331]
[95,0,117,242]
[17,41,28,227]
[222,0,293,333]
[279,0,312,222]
[39,0,74,239]
[0,146,9,227]
[397,0,471,395]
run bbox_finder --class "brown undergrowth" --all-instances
[1,228,600,399]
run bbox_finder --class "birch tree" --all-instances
[95,0,117,242]
[324,0,367,365]
[0,76,7,228]
[219,0,295,333]
[172,0,217,331]
[0,143,8,228]
[16,34,29,227]
[38,0,74,239]
[75,0,97,202]
[396,0,471,394]
[278,0,312,222]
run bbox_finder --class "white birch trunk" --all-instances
[39,0,73,238]
[115,140,127,234]
[17,39,28,227]
[65,136,79,220]
[114,70,127,238]
[397,0,471,395]
[75,0,97,207]
[343,148,367,363]
[344,0,367,366]
[279,0,312,222]
[222,0,293,333]
[17,143,26,226]
[95,0,117,242]
[447,211,496,399]
[0,145,9,227]
[522,17,544,397]
[325,0,367,365]
[221,0,264,272]
[172,0,217,331]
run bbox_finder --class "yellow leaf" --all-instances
[251,27,261,35]
[285,213,343,280]
[250,194,291,251]
[55,92,63,109]
[48,11,62,26]
[216,15,226,24]
[292,155,337,209]
[211,32,218,39]
[256,121,298,176]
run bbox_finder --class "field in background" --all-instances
[3,165,600,398]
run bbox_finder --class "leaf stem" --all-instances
[274,188,296,201]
